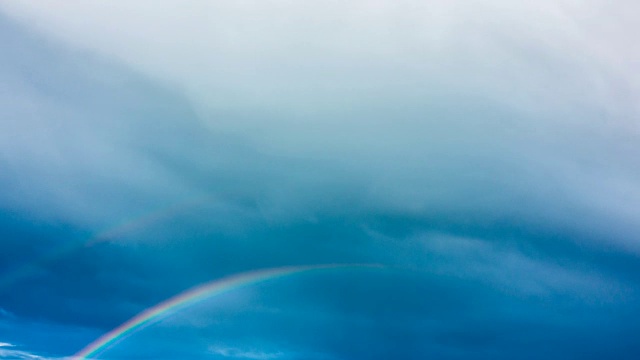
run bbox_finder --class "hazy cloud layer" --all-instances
[0,2,639,359]
[2,1,640,250]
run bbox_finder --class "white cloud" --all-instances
[0,342,67,359]
[209,345,284,360]
[0,347,70,360]
[0,344,44,359]
[2,1,637,118]
[0,1,639,250]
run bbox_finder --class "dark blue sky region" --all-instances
[1,2,640,359]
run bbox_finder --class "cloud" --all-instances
[209,345,283,360]
[0,314,99,359]
[0,349,43,360]
[0,1,639,254]
[0,3,639,359]
[0,342,65,360]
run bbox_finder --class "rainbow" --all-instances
[72,264,379,359]
[0,196,213,291]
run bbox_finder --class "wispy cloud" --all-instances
[209,345,284,360]
[0,342,58,360]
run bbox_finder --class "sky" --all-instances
[0,1,640,359]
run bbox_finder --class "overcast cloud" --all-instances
[1,2,639,359]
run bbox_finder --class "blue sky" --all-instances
[1,1,640,359]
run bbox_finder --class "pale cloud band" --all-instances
[1,1,639,252]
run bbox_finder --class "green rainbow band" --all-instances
[72,264,379,359]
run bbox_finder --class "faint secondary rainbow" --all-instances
[72,264,380,359]
[0,196,213,291]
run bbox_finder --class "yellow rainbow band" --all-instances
[73,263,380,359]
